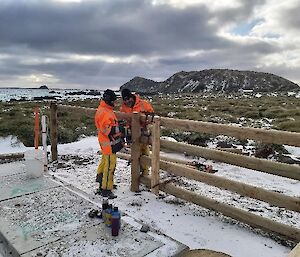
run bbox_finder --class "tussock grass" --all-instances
[276,120,300,132]
[0,93,299,146]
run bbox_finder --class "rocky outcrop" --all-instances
[121,76,161,94]
[39,85,49,90]
[120,69,299,94]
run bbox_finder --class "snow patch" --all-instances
[0,136,26,154]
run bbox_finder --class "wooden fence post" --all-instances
[288,243,300,257]
[50,102,58,161]
[151,116,160,195]
[131,112,141,192]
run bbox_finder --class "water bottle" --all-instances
[102,199,109,222]
[105,204,112,227]
[111,206,121,236]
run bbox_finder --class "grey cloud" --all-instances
[214,0,266,25]
[0,0,228,56]
[280,3,300,31]
[0,0,299,88]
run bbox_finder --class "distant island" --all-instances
[39,85,49,90]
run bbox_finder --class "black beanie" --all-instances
[103,89,117,101]
[121,88,133,100]
[103,89,117,106]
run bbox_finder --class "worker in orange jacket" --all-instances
[95,89,124,199]
[120,88,154,176]
[120,88,154,114]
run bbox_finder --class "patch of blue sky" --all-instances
[230,18,264,36]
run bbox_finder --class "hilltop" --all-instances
[39,85,49,90]
[120,69,300,94]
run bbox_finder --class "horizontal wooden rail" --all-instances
[139,155,300,212]
[123,147,198,167]
[161,139,300,181]
[140,175,300,242]
[58,104,132,120]
[0,153,24,160]
[160,117,300,147]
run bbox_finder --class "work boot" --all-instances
[101,190,117,199]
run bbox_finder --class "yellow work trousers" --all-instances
[97,154,117,191]
[141,143,150,176]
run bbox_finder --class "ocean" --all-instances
[0,88,107,102]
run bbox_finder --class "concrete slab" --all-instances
[0,186,164,257]
[22,222,163,257]
[0,186,103,254]
[0,173,59,201]
[0,163,188,257]
[0,162,25,177]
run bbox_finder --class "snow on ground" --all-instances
[285,145,300,161]
[0,136,26,154]
[1,136,299,257]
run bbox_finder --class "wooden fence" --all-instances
[50,103,300,242]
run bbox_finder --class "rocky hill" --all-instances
[121,76,159,93]
[39,85,49,90]
[120,69,299,94]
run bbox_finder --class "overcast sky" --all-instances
[0,0,299,90]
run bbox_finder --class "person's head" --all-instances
[121,88,135,108]
[102,89,117,107]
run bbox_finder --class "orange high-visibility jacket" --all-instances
[95,100,118,155]
[120,94,154,113]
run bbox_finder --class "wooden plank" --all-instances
[160,117,300,147]
[58,104,132,120]
[130,112,141,192]
[122,147,198,167]
[288,243,300,257]
[151,116,161,195]
[50,102,58,161]
[0,153,24,160]
[160,139,300,181]
[139,156,300,212]
[140,176,300,242]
